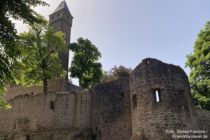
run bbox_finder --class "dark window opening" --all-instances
[4,135,8,140]
[132,94,137,108]
[58,13,60,16]
[153,89,161,103]
[25,135,30,140]
[50,101,55,110]
[13,122,16,129]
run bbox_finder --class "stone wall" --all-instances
[91,79,132,140]
[0,91,91,140]
[196,108,210,137]
[1,58,210,140]
[130,58,198,140]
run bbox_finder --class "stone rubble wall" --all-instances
[129,58,198,140]
[195,108,210,137]
[91,79,132,140]
[0,91,91,139]
[0,58,210,140]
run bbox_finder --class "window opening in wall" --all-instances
[25,135,30,140]
[58,13,60,16]
[13,122,16,129]
[4,135,8,140]
[50,101,55,110]
[153,89,161,103]
[132,94,137,108]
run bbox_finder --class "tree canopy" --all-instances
[13,18,66,94]
[102,65,132,82]
[0,0,48,41]
[0,0,48,108]
[69,38,103,88]
[186,21,210,110]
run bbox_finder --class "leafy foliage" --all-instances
[102,65,132,82]
[13,18,66,94]
[0,0,48,108]
[186,21,210,110]
[0,0,48,41]
[69,38,103,88]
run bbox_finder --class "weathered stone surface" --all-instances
[130,58,198,140]
[1,58,210,140]
[91,79,132,140]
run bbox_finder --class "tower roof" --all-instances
[53,1,72,17]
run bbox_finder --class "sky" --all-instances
[14,0,210,83]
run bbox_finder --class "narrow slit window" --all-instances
[155,90,160,102]
[153,89,161,103]
[132,94,137,108]
[50,101,55,110]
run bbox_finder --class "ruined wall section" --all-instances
[0,94,55,134]
[53,90,91,129]
[91,79,132,140]
[130,58,197,140]
[0,91,91,135]
[195,108,210,137]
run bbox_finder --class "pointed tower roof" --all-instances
[53,1,72,17]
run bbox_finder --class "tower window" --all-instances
[132,94,137,108]
[50,101,55,110]
[58,13,60,17]
[153,89,161,103]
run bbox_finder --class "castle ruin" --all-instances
[0,1,209,140]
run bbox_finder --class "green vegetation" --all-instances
[69,38,103,88]
[0,0,48,108]
[102,65,132,82]
[186,21,210,110]
[14,18,66,94]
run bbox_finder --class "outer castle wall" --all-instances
[91,79,132,140]
[0,91,91,140]
[0,58,210,140]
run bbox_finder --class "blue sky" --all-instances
[15,0,210,77]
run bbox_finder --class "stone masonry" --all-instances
[0,58,210,140]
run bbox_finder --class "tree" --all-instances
[186,21,210,110]
[14,18,66,94]
[0,0,48,107]
[102,65,132,82]
[69,38,103,88]
[0,0,48,83]
[111,65,132,78]
[0,0,48,41]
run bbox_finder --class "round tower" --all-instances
[130,58,197,140]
